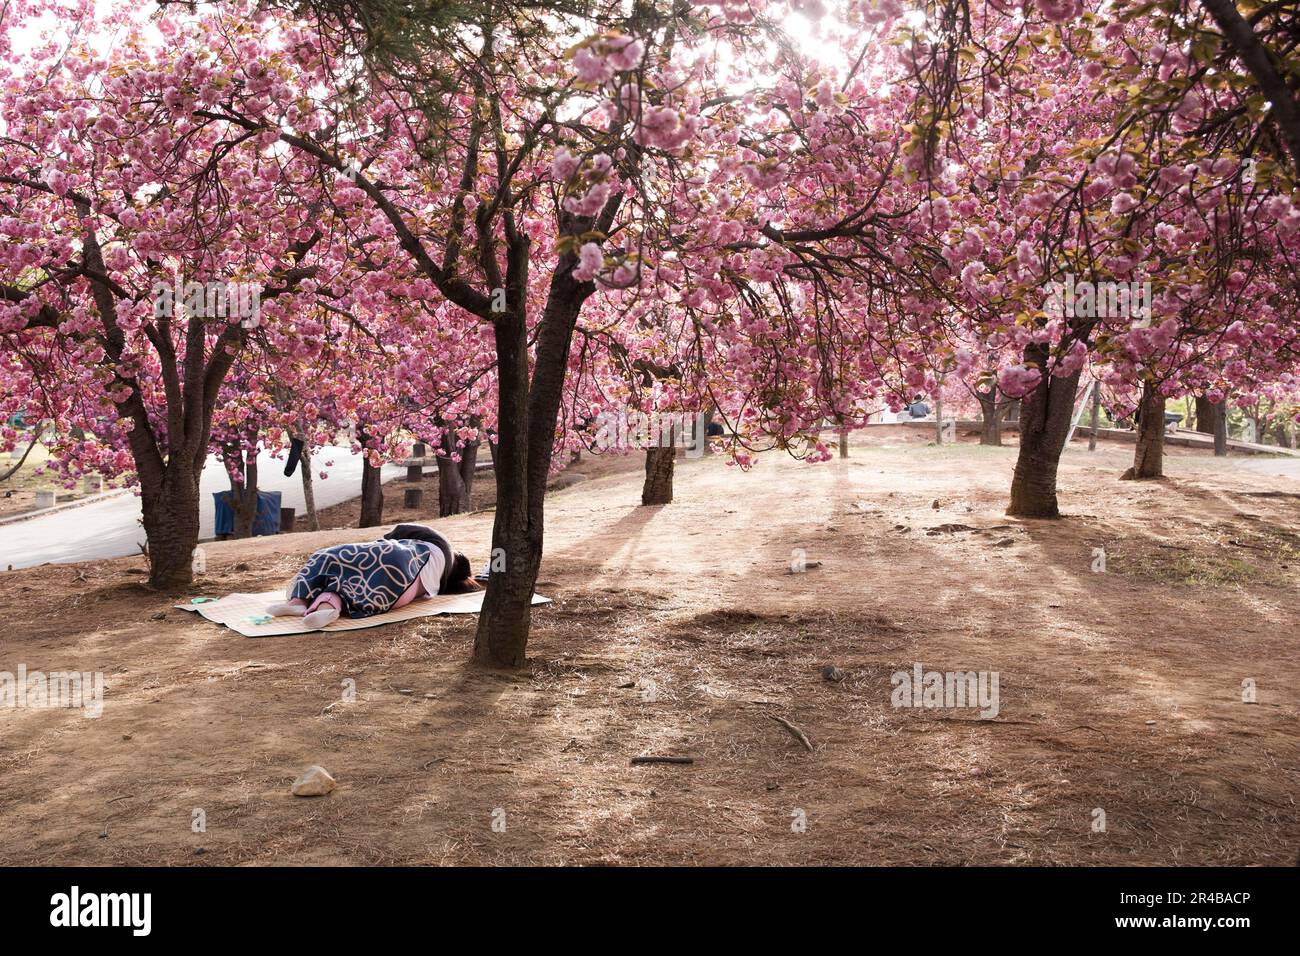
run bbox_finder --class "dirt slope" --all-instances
[1,433,1296,865]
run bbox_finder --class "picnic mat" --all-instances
[176,589,553,637]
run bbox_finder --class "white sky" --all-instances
[6,1,852,64]
[5,0,164,61]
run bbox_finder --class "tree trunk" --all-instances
[1198,0,1300,170]
[1087,381,1101,451]
[1276,421,1295,449]
[74,218,246,590]
[977,387,1001,446]
[934,394,945,444]
[1006,344,1083,518]
[359,456,384,527]
[473,255,585,668]
[1213,401,1229,457]
[0,428,43,482]
[437,439,479,516]
[299,445,320,531]
[228,451,259,538]
[140,464,202,589]
[1195,396,1216,434]
[458,440,479,505]
[838,428,849,458]
[642,445,675,505]
[702,406,718,455]
[1123,381,1165,479]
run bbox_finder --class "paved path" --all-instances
[0,447,403,570]
[1235,457,1300,480]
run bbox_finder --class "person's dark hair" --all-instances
[383,523,441,546]
[383,524,479,593]
[443,552,479,594]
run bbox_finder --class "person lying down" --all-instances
[267,524,480,628]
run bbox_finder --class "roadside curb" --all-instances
[0,487,132,527]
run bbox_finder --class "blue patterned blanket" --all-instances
[289,540,430,618]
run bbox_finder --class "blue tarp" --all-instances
[213,490,282,536]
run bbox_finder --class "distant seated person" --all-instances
[906,395,931,419]
[267,524,479,628]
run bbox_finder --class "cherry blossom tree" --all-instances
[190,0,950,665]
[5,0,1299,669]
[0,4,337,584]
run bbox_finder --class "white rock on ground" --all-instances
[291,765,337,797]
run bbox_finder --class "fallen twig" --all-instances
[767,713,814,752]
[1060,724,1110,741]
[1228,540,1272,552]
[630,755,694,765]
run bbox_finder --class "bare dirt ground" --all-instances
[1,431,1297,866]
